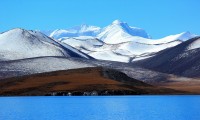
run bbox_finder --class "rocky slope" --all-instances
[134,37,200,78]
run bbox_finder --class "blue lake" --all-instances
[0,96,200,120]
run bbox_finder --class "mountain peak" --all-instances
[112,20,123,24]
[80,24,89,27]
[182,31,191,34]
[97,20,151,44]
[1,28,33,39]
[179,31,191,36]
[48,24,101,39]
[177,31,197,41]
[6,28,26,33]
[78,24,100,32]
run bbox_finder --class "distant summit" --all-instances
[48,24,100,39]
[43,20,151,44]
[41,20,198,44]
[112,20,123,24]
[97,20,150,44]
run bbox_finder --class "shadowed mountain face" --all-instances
[0,67,183,96]
[134,37,200,77]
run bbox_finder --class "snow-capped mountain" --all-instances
[1,20,194,63]
[135,36,200,77]
[59,37,180,62]
[97,20,151,44]
[154,31,197,43]
[42,20,152,44]
[58,32,197,62]
[41,20,198,63]
[0,28,91,61]
[58,37,131,62]
[97,20,197,44]
[44,24,101,39]
[45,20,197,44]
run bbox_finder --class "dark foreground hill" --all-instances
[0,67,184,96]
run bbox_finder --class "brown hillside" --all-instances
[0,67,185,96]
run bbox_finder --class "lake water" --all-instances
[0,96,200,120]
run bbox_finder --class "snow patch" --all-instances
[187,38,200,50]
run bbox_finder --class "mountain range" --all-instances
[0,20,200,95]
[42,20,197,62]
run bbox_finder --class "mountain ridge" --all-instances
[134,36,200,77]
[0,20,198,63]
[38,20,198,62]
[0,28,92,61]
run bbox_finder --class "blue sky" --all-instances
[0,0,200,38]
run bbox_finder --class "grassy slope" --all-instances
[0,67,185,96]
